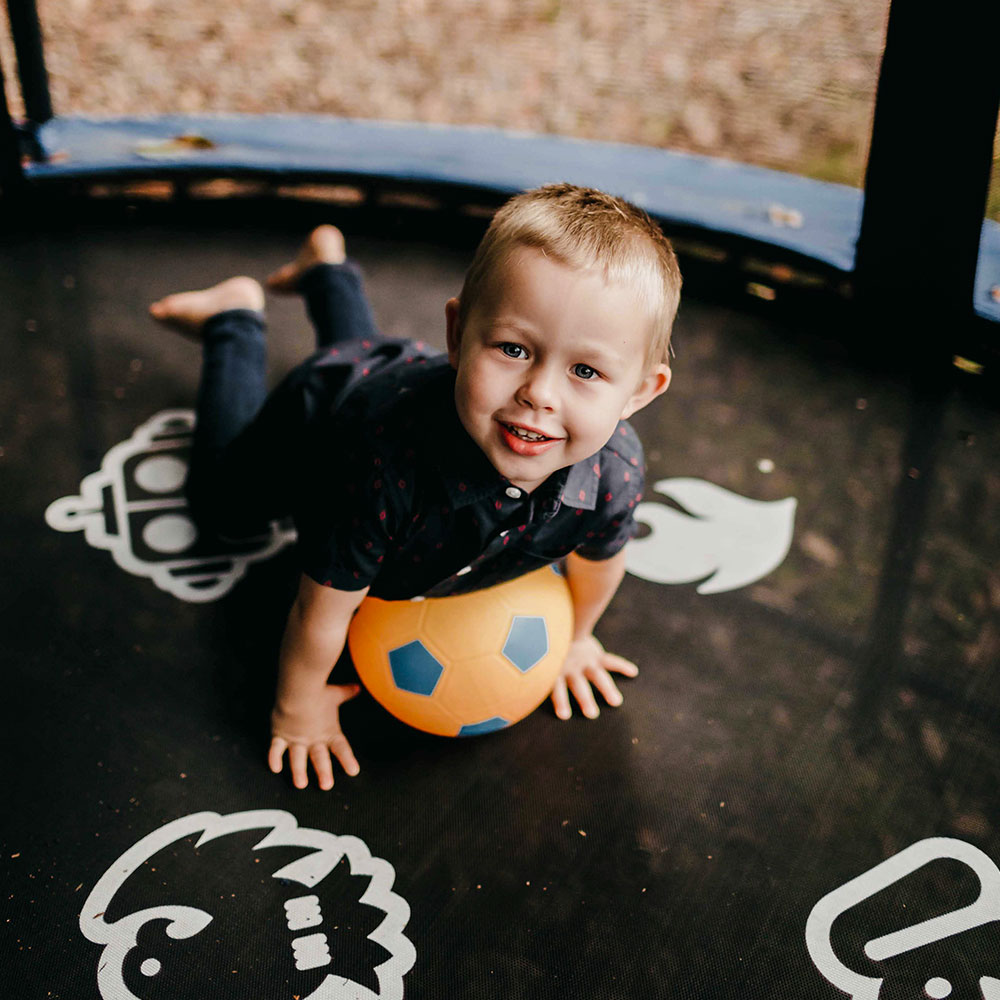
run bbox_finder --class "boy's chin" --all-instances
[492,454,564,494]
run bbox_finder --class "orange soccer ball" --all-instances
[348,565,573,737]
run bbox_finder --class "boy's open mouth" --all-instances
[502,422,554,442]
[497,420,562,457]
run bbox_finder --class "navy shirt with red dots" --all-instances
[286,337,646,599]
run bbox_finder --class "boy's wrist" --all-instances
[274,673,333,711]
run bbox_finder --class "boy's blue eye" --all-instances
[573,363,599,380]
[500,343,527,359]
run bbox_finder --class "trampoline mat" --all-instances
[3,211,999,1000]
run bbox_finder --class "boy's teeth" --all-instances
[507,424,547,441]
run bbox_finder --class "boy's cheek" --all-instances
[460,358,498,405]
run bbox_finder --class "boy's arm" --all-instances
[268,573,369,790]
[552,549,638,720]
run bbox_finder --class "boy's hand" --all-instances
[550,634,638,720]
[268,683,362,790]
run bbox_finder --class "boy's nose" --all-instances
[516,368,558,410]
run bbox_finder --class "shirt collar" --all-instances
[560,456,600,510]
[439,433,601,513]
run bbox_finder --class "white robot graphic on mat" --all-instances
[44,410,294,603]
[80,809,415,1000]
[806,837,1000,1000]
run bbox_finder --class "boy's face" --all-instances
[446,247,671,494]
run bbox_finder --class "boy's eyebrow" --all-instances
[490,317,537,335]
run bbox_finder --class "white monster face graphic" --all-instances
[806,837,1000,1000]
[79,810,415,1000]
[45,411,295,602]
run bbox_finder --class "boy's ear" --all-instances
[621,363,671,419]
[445,297,462,368]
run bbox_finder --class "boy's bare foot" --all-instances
[266,225,347,294]
[149,276,265,338]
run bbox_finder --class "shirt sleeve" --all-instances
[572,431,646,561]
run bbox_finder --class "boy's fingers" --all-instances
[603,653,639,677]
[568,674,600,719]
[288,744,310,789]
[551,678,572,720]
[587,667,624,707]
[329,735,360,777]
[309,745,335,791]
[267,738,288,774]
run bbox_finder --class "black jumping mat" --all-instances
[4,209,999,1000]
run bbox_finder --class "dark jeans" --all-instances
[185,261,380,537]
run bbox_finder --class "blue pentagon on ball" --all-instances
[458,717,511,737]
[388,640,444,695]
[501,615,549,672]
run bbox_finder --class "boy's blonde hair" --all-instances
[458,183,681,369]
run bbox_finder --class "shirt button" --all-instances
[505,487,522,499]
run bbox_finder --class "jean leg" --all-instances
[299,261,380,348]
[186,308,270,534]
[193,308,268,453]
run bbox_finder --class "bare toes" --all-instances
[265,263,299,292]
[266,226,347,294]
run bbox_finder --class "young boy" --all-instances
[150,183,681,791]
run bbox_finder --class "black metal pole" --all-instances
[849,0,1000,740]
[855,0,1000,328]
[6,0,53,125]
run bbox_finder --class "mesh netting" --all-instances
[3,0,892,187]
